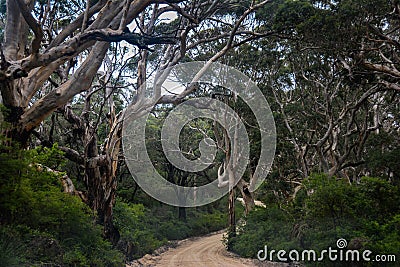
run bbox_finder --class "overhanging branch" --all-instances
[82,29,178,50]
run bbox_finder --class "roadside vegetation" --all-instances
[0,140,229,266]
[0,0,399,266]
[231,174,400,266]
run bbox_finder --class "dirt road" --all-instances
[153,232,256,267]
[128,231,291,267]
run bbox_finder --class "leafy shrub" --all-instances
[187,211,227,236]
[230,174,400,266]
[0,226,27,267]
[231,205,297,258]
[0,142,124,266]
[159,220,190,240]
[114,201,165,260]
[114,199,228,260]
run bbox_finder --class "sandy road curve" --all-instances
[129,231,289,267]
[153,232,257,267]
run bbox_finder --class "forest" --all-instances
[0,0,399,266]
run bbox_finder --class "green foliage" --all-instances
[28,143,66,169]
[0,227,27,267]
[230,174,400,266]
[365,131,400,181]
[187,211,227,236]
[266,0,392,53]
[366,214,400,256]
[114,201,165,260]
[158,220,190,240]
[304,175,400,228]
[0,141,123,266]
[231,205,296,258]
[114,199,228,260]
[273,0,316,32]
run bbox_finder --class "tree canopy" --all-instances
[0,0,399,265]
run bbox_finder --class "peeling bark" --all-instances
[0,0,276,245]
[237,179,255,215]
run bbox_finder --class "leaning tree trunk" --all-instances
[228,187,236,234]
[63,98,123,244]
[226,150,237,250]
[84,116,122,244]
[0,0,178,245]
[237,179,255,215]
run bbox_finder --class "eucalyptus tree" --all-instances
[0,0,276,241]
[270,0,400,181]
[210,0,400,200]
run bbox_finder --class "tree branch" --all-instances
[13,0,44,54]
[18,42,110,133]
[4,0,20,60]
[48,0,108,49]
[363,61,400,78]
[80,29,178,50]
[59,146,85,166]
